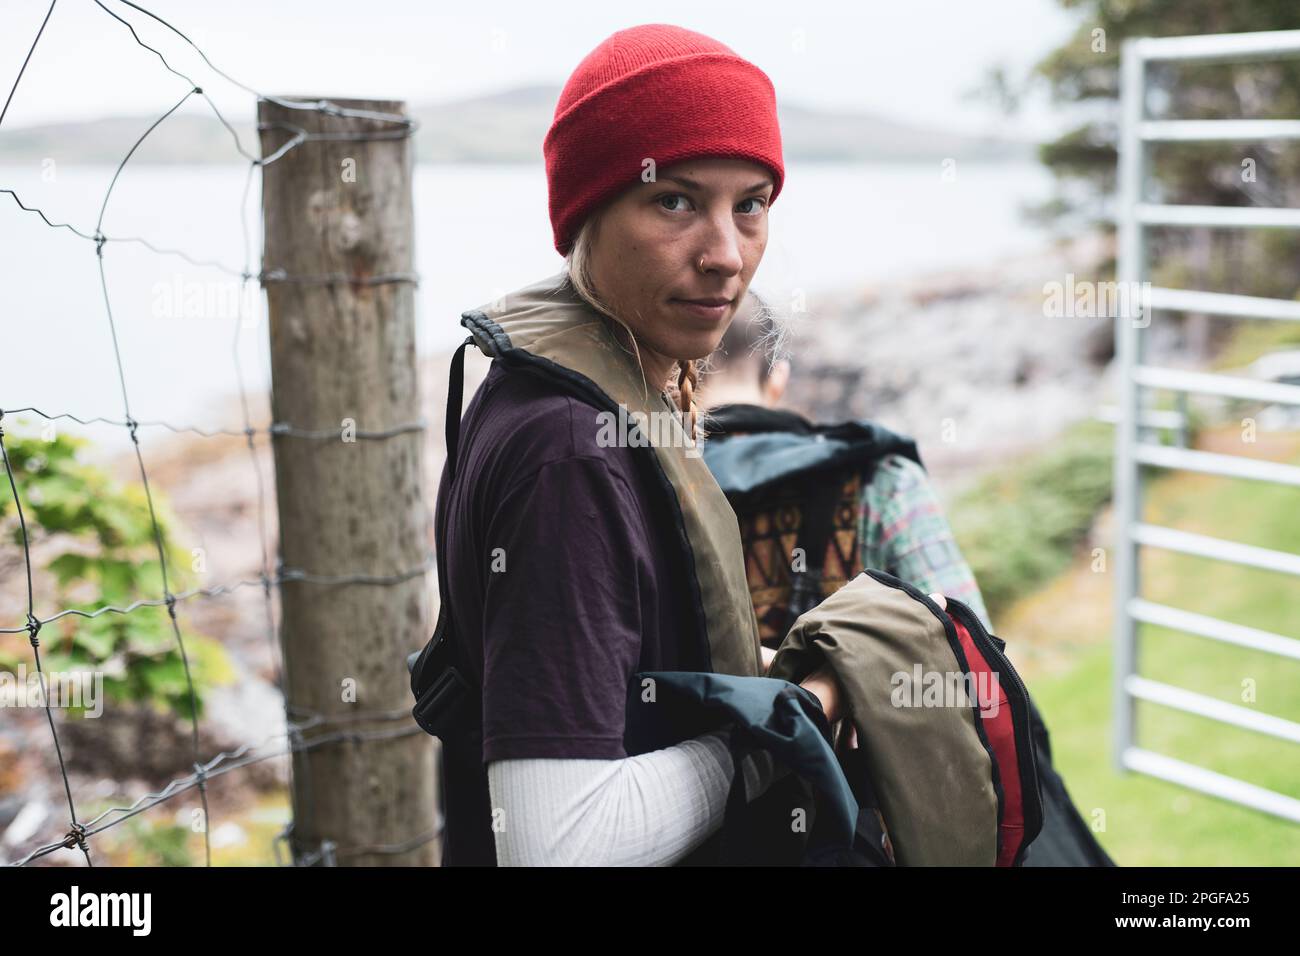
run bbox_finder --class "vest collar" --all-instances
[461,270,762,678]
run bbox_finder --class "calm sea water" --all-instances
[1,161,1052,453]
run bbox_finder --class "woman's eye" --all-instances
[656,193,767,214]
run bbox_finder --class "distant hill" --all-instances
[0,84,1035,165]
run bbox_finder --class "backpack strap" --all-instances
[445,335,474,483]
[409,337,482,740]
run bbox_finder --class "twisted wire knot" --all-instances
[64,822,89,853]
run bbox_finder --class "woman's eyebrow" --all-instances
[659,174,774,193]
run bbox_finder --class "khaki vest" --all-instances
[461,270,762,679]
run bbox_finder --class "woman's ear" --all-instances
[762,359,790,407]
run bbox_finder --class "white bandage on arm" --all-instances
[486,728,790,866]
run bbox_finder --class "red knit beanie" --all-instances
[544,23,785,256]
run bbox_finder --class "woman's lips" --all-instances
[671,298,733,321]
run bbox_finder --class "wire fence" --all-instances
[1,0,434,867]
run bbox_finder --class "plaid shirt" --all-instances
[858,453,993,633]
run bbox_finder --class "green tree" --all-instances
[1028,1,1300,301]
[0,422,231,719]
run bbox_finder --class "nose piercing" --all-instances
[698,255,707,273]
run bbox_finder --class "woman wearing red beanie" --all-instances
[546,21,786,440]
[431,23,849,866]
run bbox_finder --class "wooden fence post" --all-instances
[258,97,435,865]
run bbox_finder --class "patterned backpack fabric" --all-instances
[701,403,923,647]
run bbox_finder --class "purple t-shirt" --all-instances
[434,360,702,769]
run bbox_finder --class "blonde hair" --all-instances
[564,212,702,442]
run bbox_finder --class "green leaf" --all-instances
[96,558,136,605]
[48,552,92,587]
[139,655,190,698]
[72,621,118,659]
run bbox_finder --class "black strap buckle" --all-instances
[410,603,479,737]
[412,662,473,738]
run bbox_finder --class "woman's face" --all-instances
[586,156,773,385]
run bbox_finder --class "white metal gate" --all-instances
[1113,29,1300,822]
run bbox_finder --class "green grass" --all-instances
[950,316,1300,626]
[1211,317,1300,372]
[1011,434,1300,865]
[1031,641,1300,866]
[949,418,1115,618]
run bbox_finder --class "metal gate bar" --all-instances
[1113,29,1300,824]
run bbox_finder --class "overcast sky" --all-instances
[2,0,1084,140]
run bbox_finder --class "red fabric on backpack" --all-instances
[949,616,1024,867]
